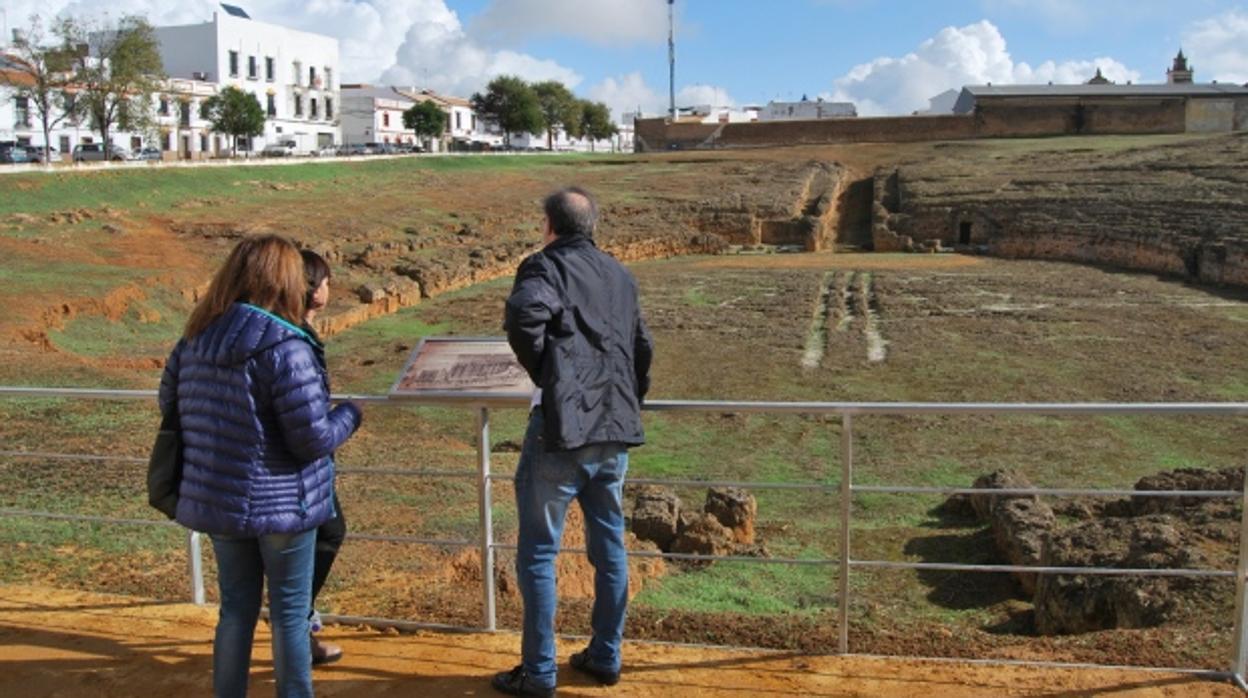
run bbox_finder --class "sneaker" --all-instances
[311,635,343,666]
[569,649,620,686]
[491,665,555,697]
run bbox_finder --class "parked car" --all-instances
[0,141,30,164]
[135,147,162,161]
[261,140,297,157]
[341,143,372,156]
[22,144,59,163]
[72,143,131,162]
[311,145,339,157]
[363,142,389,154]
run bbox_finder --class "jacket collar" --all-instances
[543,233,595,252]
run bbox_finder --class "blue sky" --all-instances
[8,0,1247,117]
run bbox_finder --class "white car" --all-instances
[262,140,297,157]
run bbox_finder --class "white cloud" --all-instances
[1182,9,1248,84]
[825,20,1139,115]
[469,0,669,47]
[0,0,584,94]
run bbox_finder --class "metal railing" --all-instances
[1,386,1246,688]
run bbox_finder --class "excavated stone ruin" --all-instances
[946,466,1240,635]
[627,486,766,565]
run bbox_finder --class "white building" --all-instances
[340,84,417,147]
[394,87,499,151]
[153,4,340,155]
[759,98,856,121]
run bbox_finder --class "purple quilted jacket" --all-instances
[158,302,360,536]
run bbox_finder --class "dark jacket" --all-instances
[505,234,653,451]
[159,303,361,537]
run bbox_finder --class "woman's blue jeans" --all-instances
[514,410,630,689]
[211,529,317,698]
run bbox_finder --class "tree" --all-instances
[0,15,79,163]
[577,100,618,152]
[531,80,579,151]
[470,75,543,149]
[57,14,164,160]
[402,100,447,149]
[202,86,265,157]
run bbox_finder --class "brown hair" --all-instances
[184,234,307,338]
[300,249,331,311]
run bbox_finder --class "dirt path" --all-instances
[0,585,1235,697]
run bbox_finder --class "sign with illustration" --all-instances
[390,337,534,400]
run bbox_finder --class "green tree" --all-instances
[1,15,79,163]
[531,80,579,151]
[470,75,543,148]
[57,15,164,160]
[202,86,266,157]
[577,100,618,152]
[402,100,447,149]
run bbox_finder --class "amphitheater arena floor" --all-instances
[0,585,1237,697]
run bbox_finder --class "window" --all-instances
[248,55,257,80]
[229,51,239,77]
[161,132,171,151]
[310,98,318,120]
[15,96,30,126]
[16,136,30,146]
[200,100,211,119]
[59,135,70,155]
[324,68,333,90]
[383,111,389,128]
[130,136,142,151]
[200,134,209,152]
[292,61,301,85]
[471,114,477,130]
[158,97,169,116]
[309,65,317,86]
[265,57,275,81]
[294,95,303,117]
[266,94,276,117]
[325,98,333,119]
[455,112,461,130]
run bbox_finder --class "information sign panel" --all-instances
[389,337,534,401]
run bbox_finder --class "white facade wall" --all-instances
[154,11,340,154]
[340,88,416,145]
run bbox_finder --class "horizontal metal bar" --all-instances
[485,472,837,492]
[852,559,1236,578]
[0,450,147,464]
[317,612,484,635]
[0,507,179,528]
[853,485,1241,499]
[337,467,476,479]
[0,386,1245,416]
[348,533,474,547]
[491,542,833,566]
[845,652,1232,682]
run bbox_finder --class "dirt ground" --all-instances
[0,584,1236,697]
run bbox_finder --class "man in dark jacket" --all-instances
[493,187,653,697]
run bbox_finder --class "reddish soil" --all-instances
[0,585,1236,697]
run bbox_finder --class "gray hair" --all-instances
[543,186,598,238]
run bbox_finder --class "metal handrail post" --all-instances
[1231,458,1248,681]
[838,413,852,654]
[477,407,497,631]
[187,530,205,605]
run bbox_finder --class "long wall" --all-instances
[635,96,1240,151]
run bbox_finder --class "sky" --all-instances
[2,0,1246,119]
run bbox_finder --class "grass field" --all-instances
[1,140,1246,668]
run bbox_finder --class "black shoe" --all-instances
[491,665,555,697]
[569,649,620,686]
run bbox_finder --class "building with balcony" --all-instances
[153,3,340,154]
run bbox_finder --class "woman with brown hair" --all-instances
[159,234,361,697]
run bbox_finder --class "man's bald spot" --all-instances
[544,187,599,238]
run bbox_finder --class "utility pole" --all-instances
[668,0,676,120]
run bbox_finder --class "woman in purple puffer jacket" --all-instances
[159,234,361,698]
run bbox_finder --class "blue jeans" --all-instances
[514,409,629,689]
[211,529,317,698]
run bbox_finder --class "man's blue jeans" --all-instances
[211,528,317,698]
[514,409,629,689]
